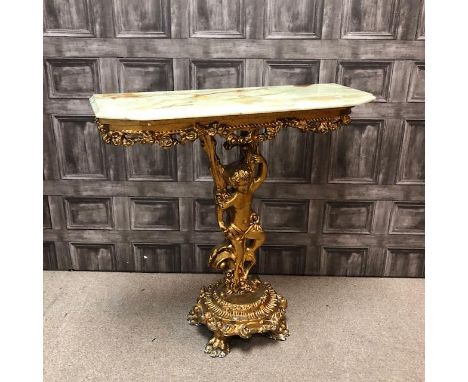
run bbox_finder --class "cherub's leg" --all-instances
[243,229,265,276]
[245,229,265,254]
[243,251,256,276]
[230,238,244,284]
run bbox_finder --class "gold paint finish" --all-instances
[96,107,351,147]
[95,108,352,357]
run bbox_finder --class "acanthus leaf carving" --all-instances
[96,113,351,148]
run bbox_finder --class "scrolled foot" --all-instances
[204,333,230,358]
[187,305,202,326]
[268,319,289,341]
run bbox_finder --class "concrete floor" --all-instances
[44,272,424,382]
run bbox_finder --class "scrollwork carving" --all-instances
[96,112,351,148]
[187,279,289,357]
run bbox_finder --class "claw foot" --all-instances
[268,319,289,341]
[204,333,230,358]
[187,306,202,326]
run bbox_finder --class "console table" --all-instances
[90,84,375,357]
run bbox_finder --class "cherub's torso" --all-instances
[229,192,253,231]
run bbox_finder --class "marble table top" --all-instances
[90,84,375,121]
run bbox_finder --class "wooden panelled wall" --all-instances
[43,0,425,277]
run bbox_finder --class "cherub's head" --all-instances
[229,168,252,193]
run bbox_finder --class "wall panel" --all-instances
[125,144,177,181]
[264,0,323,39]
[70,243,115,271]
[323,201,374,234]
[397,120,425,184]
[328,120,383,184]
[263,60,320,86]
[341,0,399,39]
[384,248,424,277]
[389,202,425,235]
[44,0,424,277]
[52,116,108,179]
[190,0,245,38]
[44,196,53,229]
[337,61,392,102]
[320,247,367,276]
[45,58,100,98]
[113,0,171,38]
[190,60,244,89]
[133,244,181,272]
[118,59,173,92]
[130,198,180,230]
[44,0,94,36]
[262,128,314,183]
[257,246,307,274]
[407,62,425,102]
[43,242,58,270]
[64,197,114,229]
[259,200,309,232]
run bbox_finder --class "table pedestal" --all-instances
[186,133,289,357]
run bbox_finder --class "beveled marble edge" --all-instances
[90,84,375,121]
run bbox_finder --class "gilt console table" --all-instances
[90,84,375,357]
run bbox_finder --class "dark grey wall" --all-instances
[43,0,425,277]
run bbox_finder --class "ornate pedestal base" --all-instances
[188,275,289,358]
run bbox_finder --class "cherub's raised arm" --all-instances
[251,154,268,191]
[216,191,238,211]
[216,205,227,231]
[215,192,238,230]
[200,135,226,192]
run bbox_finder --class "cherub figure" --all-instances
[201,136,267,292]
